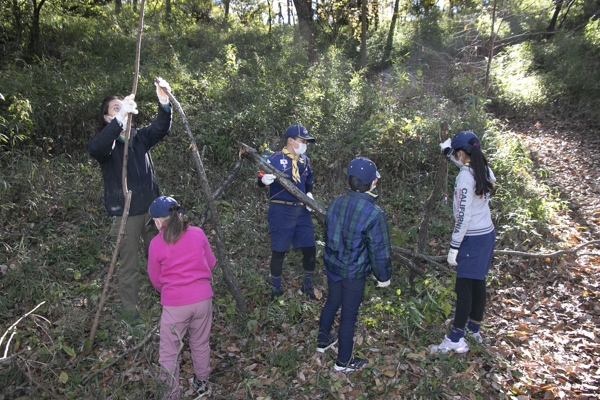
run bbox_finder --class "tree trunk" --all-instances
[115,0,122,15]
[410,122,449,283]
[291,0,316,59]
[360,0,367,69]
[223,0,230,27]
[267,0,272,33]
[27,0,46,57]
[166,0,171,18]
[546,0,564,38]
[11,0,23,44]
[483,0,497,99]
[381,0,400,69]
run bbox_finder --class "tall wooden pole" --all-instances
[86,0,147,354]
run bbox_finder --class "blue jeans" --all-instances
[318,276,366,364]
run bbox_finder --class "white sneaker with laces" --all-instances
[435,335,469,354]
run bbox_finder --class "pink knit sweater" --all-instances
[148,226,217,306]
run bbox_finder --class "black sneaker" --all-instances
[191,375,210,396]
[316,333,338,353]
[271,287,283,300]
[299,284,318,301]
[334,357,368,373]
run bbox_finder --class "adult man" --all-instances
[88,79,173,319]
[257,124,318,300]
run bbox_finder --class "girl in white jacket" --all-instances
[434,131,496,354]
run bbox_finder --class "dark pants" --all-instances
[318,276,366,364]
[453,277,486,329]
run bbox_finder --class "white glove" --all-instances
[439,138,452,153]
[155,78,172,105]
[447,248,458,267]
[306,192,314,212]
[261,174,276,186]
[377,279,390,288]
[115,94,138,124]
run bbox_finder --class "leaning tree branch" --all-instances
[239,143,326,223]
[494,240,600,258]
[157,77,247,317]
[411,121,449,281]
[241,142,600,273]
[198,158,243,227]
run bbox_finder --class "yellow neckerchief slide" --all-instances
[282,148,300,183]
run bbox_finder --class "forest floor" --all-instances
[478,117,600,399]
[6,117,599,400]
[168,118,600,400]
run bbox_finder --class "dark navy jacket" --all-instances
[88,105,172,217]
[262,150,313,202]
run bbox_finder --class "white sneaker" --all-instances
[434,336,469,354]
[469,331,483,344]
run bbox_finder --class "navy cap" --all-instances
[451,131,481,153]
[347,157,381,185]
[147,196,184,225]
[283,125,315,143]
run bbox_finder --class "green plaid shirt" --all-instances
[324,190,392,281]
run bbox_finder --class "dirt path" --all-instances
[484,118,600,399]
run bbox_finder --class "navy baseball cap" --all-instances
[347,157,381,185]
[283,125,315,143]
[451,131,481,153]
[147,196,184,225]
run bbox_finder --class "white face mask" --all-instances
[294,142,307,155]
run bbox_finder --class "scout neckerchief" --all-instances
[282,148,300,183]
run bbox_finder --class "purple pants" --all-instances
[159,298,212,399]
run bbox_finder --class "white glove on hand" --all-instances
[439,138,452,153]
[155,78,172,105]
[116,94,138,124]
[261,174,276,186]
[377,279,391,288]
[447,248,458,267]
[306,192,314,212]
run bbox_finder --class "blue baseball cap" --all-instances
[283,125,315,143]
[451,131,481,153]
[147,196,184,225]
[347,157,381,185]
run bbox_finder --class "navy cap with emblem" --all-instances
[283,125,316,143]
[347,157,381,185]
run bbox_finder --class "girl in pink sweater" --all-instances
[147,196,217,398]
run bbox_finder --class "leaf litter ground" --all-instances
[169,119,600,400]
[36,118,599,400]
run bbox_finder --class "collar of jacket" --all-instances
[346,189,378,202]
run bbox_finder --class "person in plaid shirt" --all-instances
[316,157,392,373]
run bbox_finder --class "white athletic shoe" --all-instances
[469,331,483,344]
[433,335,469,354]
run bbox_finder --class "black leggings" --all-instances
[453,278,486,329]
[269,246,316,277]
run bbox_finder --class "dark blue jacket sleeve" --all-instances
[88,119,122,163]
[135,104,172,152]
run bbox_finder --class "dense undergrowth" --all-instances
[0,2,597,398]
